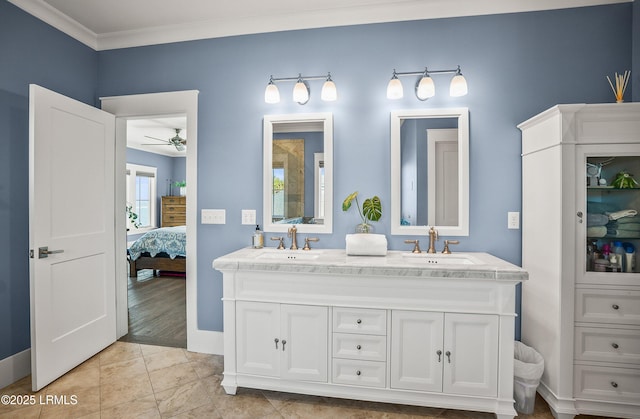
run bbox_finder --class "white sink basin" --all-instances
[256,249,322,261]
[401,253,479,265]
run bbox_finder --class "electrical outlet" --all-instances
[202,209,225,224]
[242,209,256,225]
[508,211,520,229]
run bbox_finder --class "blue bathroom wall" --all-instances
[97,4,633,335]
[0,1,98,361]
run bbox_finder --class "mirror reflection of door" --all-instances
[428,129,458,227]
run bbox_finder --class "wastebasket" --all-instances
[514,341,544,414]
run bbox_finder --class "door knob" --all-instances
[38,246,64,259]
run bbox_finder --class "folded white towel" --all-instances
[345,234,387,256]
[608,209,638,220]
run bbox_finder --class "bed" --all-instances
[128,225,186,277]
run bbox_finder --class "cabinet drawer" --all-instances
[575,289,640,325]
[163,204,186,214]
[575,327,640,364]
[163,196,185,205]
[162,214,186,225]
[333,333,386,362]
[574,364,640,404]
[333,307,386,335]
[332,359,386,388]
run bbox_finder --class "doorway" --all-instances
[121,116,187,348]
[100,90,201,352]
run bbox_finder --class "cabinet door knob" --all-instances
[611,381,618,388]
[356,319,362,324]
[445,350,451,363]
[612,304,620,310]
[437,350,442,362]
[281,339,287,351]
[577,211,583,223]
[356,344,362,350]
[356,370,361,376]
[274,338,279,349]
[611,343,619,349]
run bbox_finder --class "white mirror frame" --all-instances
[263,113,333,234]
[390,108,469,236]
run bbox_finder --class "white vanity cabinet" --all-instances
[519,103,640,419]
[391,311,498,396]
[236,301,328,382]
[213,249,527,418]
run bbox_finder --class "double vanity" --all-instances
[213,247,527,418]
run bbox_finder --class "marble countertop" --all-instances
[213,247,528,281]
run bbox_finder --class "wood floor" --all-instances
[119,269,187,348]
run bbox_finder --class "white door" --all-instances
[427,128,458,226]
[236,301,280,377]
[29,84,116,391]
[280,304,328,382]
[443,313,498,397]
[390,310,444,392]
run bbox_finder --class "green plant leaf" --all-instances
[342,191,359,212]
[362,196,382,222]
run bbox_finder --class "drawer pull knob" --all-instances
[437,350,442,362]
[356,370,361,376]
[611,343,619,349]
[612,304,620,310]
[611,381,618,388]
[356,319,362,324]
[356,345,362,350]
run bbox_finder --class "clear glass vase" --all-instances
[355,223,374,234]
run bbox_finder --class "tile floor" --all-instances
[0,341,609,419]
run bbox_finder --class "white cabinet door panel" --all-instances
[281,304,328,382]
[236,301,280,377]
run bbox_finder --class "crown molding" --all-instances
[9,0,631,51]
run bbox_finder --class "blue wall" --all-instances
[126,147,185,235]
[0,1,98,361]
[0,1,636,361]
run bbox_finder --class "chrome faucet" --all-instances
[288,225,298,250]
[427,226,438,254]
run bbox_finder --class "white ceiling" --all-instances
[127,117,187,157]
[9,0,629,51]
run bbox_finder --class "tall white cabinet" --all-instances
[519,103,640,419]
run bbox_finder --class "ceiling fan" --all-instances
[143,128,186,151]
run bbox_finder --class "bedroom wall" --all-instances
[126,147,184,235]
[0,0,98,361]
[97,3,634,334]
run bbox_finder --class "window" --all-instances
[126,164,157,231]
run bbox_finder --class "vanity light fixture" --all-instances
[265,72,337,105]
[387,65,467,100]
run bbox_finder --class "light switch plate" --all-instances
[202,209,225,224]
[242,209,256,225]
[508,211,520,229]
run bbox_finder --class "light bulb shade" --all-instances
[449,74,468,97]
[387,77,403,99]
[265,82,280,103]
[293,81,309,104]
[416,76,435,100]
[321,80,337,101]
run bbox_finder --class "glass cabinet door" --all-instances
[578,144,639,284]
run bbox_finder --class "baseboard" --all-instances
[0,349,31,389]
[537,381,578,419]
[187,329,223,355]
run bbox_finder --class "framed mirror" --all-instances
[390,108,469,236]
[263,113,333,234]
